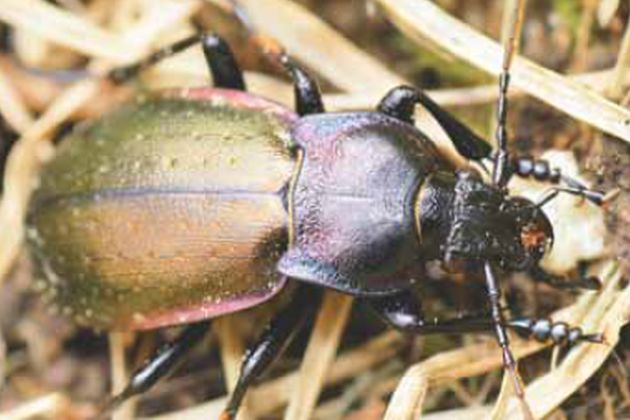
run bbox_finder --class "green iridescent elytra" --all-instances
[27,89,297,330]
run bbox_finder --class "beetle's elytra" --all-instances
[28,91,296,330]
[25,32,610,419]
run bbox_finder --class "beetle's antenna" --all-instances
[483,261,534,419]
[492,0,527,189]
[486,5,534,417]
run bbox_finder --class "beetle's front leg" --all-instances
[377,86,492,161]
[530,266,601,291]
[365,289,496,334]
[365,289,601,344]
[221,283,321,420]
[99,321,210,418]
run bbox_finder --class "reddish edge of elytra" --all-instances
[164,87,298,123]
[131,277,288,330]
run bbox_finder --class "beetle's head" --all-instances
[501,196,554,267]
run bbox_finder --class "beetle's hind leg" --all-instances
[221,283,321,420]
[377,86,492,161]
[107,33,246,90]
[98,321,210,418]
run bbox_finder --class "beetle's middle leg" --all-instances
[221,283,322,420]
[108,33,246,90]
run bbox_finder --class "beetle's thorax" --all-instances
[415,169,548,271]
[278,111,448,295]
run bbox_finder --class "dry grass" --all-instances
[0,1,628,419]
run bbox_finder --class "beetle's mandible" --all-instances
[25,30,612,419]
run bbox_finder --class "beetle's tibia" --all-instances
[98,322,209,418]
[378,85,492,160]
[280,55,324,115]
[201,34,246,90]
[224,284,319,417]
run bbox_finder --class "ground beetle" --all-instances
[25,29,613,419]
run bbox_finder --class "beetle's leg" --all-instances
[530,266,601,291]
[201,34,246,90]
[108,33,246,90]
[366,290,494,334]
[482,262,526,403]
[279,55,325,116]
[221,284,321,420]
[366,289,601,345]
[377,86,492,161]
[99,321,210,417]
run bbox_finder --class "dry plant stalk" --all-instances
[598,0,621,27]
[607,14,630,99]
[0,0,131,62]
[214,317,254,420]
[0,393,70,420]
[0,330,5,389]
[0,67,33,132]
[110,332,136,420]
[206,0,405,93]
[284,292,353,420]
[375,0,630,142]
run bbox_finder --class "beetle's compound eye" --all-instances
[520,221,551,258]
[504,196,554,260]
